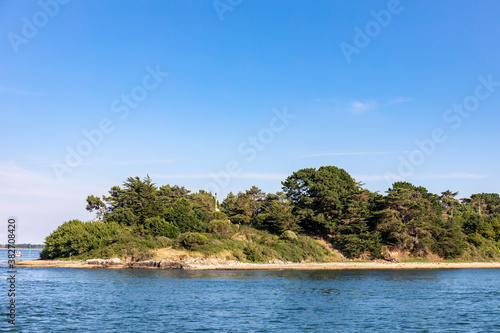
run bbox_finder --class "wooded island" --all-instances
[40,166,500,263]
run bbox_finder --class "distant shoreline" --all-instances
[16,260,500,271]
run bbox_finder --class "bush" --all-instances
[145,217,180,238]
[280,230,298,241]
[243,246,266,262]
[40,220,122,259]
[182,233,209,248]
[210,211,228,221]
[208,220,233,235]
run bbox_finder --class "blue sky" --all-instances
[1,0,500,243]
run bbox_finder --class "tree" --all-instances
[221,186,266,226]
[86,195,107,221]
[439,190,460,217]
[376,182,443,256]
[102,176,165,225]
[166,198,204,233]
[159,185,190,207]
[282,166,357,236]
[144,216,180,238]
[258,194,299,234]
[470,193,500,215]
[188,190,217,222]
[334,189,381,258]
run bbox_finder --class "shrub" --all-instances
[280,230,298,241]
[210,211,228,221]
[182,233,209,248]
[145,217,180,238]
[40,220,122,259]
[208,220,233,235]
[243,246,266,262]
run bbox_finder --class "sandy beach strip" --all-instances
[15,260,500,270]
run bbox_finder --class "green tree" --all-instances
[166,198,204,233]
[144,216,180,238]
[376,182,443,256]
[257,193,299,234]
[103,176,165,225]
[188,190,217,222]
[159,185,190,208]
[334,189,381,258]
[221,186,266,226]
[85,195,107,220]
[282,166,357,236]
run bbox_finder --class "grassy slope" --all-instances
[65,225,338,263]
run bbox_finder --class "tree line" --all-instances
[42,166,500,260]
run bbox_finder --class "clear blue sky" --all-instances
[2,0,500,243]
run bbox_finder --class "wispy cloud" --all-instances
[353,173,488,182]
[0,86,43,96]
[424,173,488,180]
[389,97,414,105]
[152,173,288,180]
[0,160,92,200]
[109,159,177,166]
[311,98,339,103]
[299,151,399,158]
[350,100,377,113]
[21,157,178,168]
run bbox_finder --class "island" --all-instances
[18,166,500,270]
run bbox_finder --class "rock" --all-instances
[85,258,122,266]
[159,261,185,269]
[126,260,187,270]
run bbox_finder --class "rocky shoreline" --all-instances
[16,259,500,270]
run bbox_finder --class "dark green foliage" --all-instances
[188,190,217,220]
[159,184,190,207]
[101,176,165,225]
[258,195,300,234]
[104,207,139,226]
[166,198,205,233]
[221,186,266,226]
[40,220,122,259]
[282,166,358,236]
[144,217,180,238]
[470,193,500,214]
[431,217,466,258]
[375,182,442,256]
[43,170,500,261]
[41,219,172,261]
[85,195,107,220]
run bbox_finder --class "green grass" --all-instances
[179,227,335,263]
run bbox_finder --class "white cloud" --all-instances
[151,173,288,180]
[350,100,377,113]
[109,159,177,166]
[299,151,399,158]
[353,173,488,182]
[0,86,43,96]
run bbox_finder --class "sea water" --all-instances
[1,255,500,332]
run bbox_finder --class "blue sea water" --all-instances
[1,254,500,332]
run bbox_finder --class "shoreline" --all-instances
[16,260,500,271]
